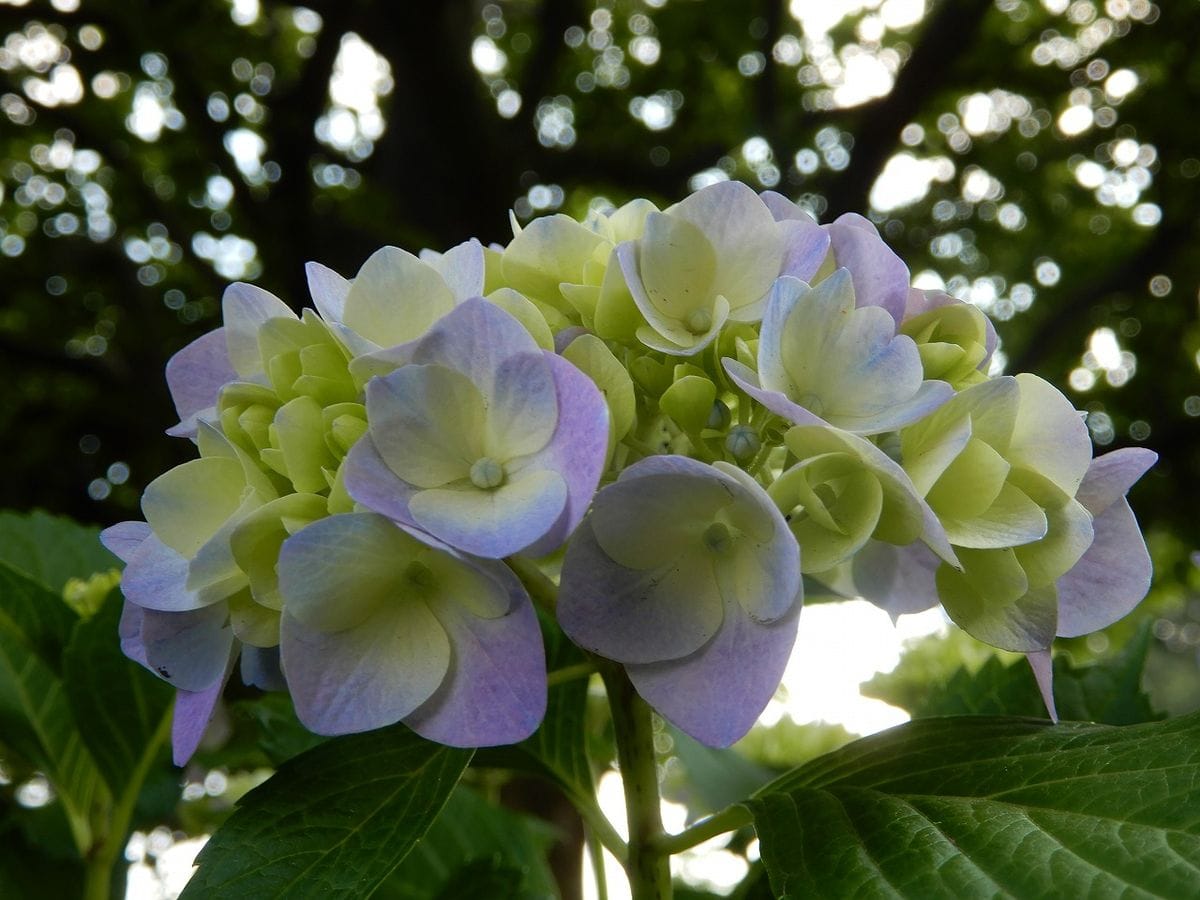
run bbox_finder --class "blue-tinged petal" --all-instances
[409,297,541,399]
[165,328,236,438]
[722,359,828,427]
[405,565,545,746]
[1026,649,1058,722]
[140,603,235,692]
[517,352,610,556]
[223,282,296,378]
[825,213,908,325]
[341,435,416,524]
[848,540,942,620]
[408,468,567,559]
[1072,447,1158,516]
[172,667,233,766]
[558,518,725,664]
[485,352,559,460]
[101,521,151,563]
[280,594,450,736]
[305,260,350,324]
[776,216,831,283]
[627,600,801,748]
[365,364,483,489]
[120,532,204,612]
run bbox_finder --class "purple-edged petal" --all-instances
[404,566,545,746]
[164,328,236,438]
[140,603,235,691]
[281,595,451,735]
[342,436,416,524]
[223,282,296,378]
[172,649,237,766]
[305,261,350,324]
[777,217,830,282]
[101,521,152,563]
[120,532,204,612]
[409,469,567,560]
[428,238,486,302]
[342,246,456,348]
[825,214,908,326]
[1055,497,1151,637]
[558,517,725,664]
[849,540,941,620]
[1073,447,1158,516]
[518,352,610,556]
[722,358,827,427]
[409,298,540,399]
[1026,649,1058,722]
[905,288,998,370]
[627,601,801,748]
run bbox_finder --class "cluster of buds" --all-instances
[104,182,1155,761]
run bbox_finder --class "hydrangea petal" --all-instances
[502,214,604,307]
[408,468,567,559]
[1008,373,1091,496]
[120,532,203,612]
[940,482,1049,549]
[428,238,486,302]
[826,213,908,325]
[305,261,350,324]
[517,352,611,556]
[365,365,483,489]
[776,217,831,282]
[223,282,296,379]
[1026,649,1058,722]
[140,602,235,691]
[936,551,1057,652]
[141,456,248,558]
[485,352,559,460]
[627,600,801,748]
[722,359,827,427]
[637,212,718,322]
[172,656,235,766]
[101,521,152,563]
[558,517,725,664]
[281,595,450,736]
[849,540,941,620]
[1056,497,1152,637]
[342,435,415,523]
[343,246,456,348]
[1073,447,1158,516]
[165,328,236,438]
[404,570,545,746]
[241,645,286,692]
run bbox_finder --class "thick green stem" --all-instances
[601,665,671,900]
[506,555,559,613]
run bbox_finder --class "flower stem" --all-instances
[601,664,672,900]
[546,661,596,687]
[652,804,753,856]
[506,554,559,613]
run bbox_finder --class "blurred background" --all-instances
[1,0,1199,896]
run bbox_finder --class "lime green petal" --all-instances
[344,246,456,347]
[941,482,1049,549]
[502,213,605,310]
[273,396,339,494]
[562,334,636,443]
[925,437,1010,521]
[594,257,644,341]
[639,212,718,321]
[486,288,554,350]
[1009,373,1092,496]
[229,589,281,647]
[661,375,717,435]
[142,457,248,557]
[1014,496,1093,587]
[936,548,1056,651]
[231,492,329,610]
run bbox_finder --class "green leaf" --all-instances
[865,624,1161,725]
[62,589,173,797]
[378,784,559,899]
[0,563,106,855]
[236,692,328,767]
[0,510,119,593]
[182,724,472,899]
[747,713,1200,898]
[430,859,530,900]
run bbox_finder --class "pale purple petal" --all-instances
[172,649,236,766]
[722,358,828,427]
[558,518,725,664]
[850,540,941,621]
[164,328,236,439]
[119,600,150,667]
[280,596,451,735]
[135,603,234,692]
[101,521,152,563]
[1073,447,1158,517]
[241,645,286,692]
[1026,649,1058,722]
[1055,498,1152,637]
[825,214,908,325]
[410,297,539,397]
[120,533,205,612]
[776,217,830,282]
[833,381,954,434]
[342,435,417,524]
[759,190,813,223]
[405,566,545,746]
[518,352,609,556]
[306,261,350,323]
[627,601,801,748]
[554,326,589,353]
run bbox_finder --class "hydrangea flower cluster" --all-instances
[104,181,1155,760]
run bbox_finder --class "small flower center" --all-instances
[702,521,734,556]
[403,560,435,589]
[685,308,713,334]
[469,456,506,489]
